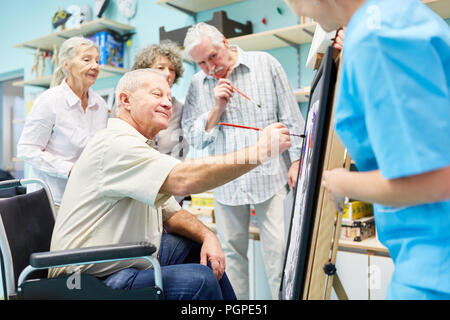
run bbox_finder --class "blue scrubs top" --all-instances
[335,0,450,297]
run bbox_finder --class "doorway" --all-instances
[1,74,25,179]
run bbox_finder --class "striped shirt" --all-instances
[182,46,305,205]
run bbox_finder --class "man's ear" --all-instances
[222,36,229,48]
[119,91,132,111]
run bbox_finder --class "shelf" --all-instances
[12,65,129,88]
[228,22,317,51]
[156,0,244,13]
[294,87,310,103]
[13,76,53,88]
[339,237,389,255]
[424,0,450,18]
[14,18,135,51]
[283,0,448,19]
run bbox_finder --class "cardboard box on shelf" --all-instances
[342,201,373,222]
[341,216,375,242]
[191,192,214,209]
[89,31,124,68]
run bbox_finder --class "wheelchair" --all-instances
[0,178,164,300]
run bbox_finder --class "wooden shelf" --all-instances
[156,0,244,13]
[294,87,310,103]
[339,237,389,255]
[283,0,448,19]
[424,0,450,18]
[14,18,134,51]
[14,18,134,87]
[12,65,129,88]
[228,22,316,51]
[13,76,53,88]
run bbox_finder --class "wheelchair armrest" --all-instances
[30,242,157,269]
[0,179,21,189]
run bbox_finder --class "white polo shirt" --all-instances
[49,118,181,278]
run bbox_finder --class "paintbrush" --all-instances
[210,69,262,108]
[218,122,305,138]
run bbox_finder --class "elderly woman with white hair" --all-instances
[17,36,109,208]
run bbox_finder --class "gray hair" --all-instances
[183,22,225,60]
[50,36,99,87]
[114,69,167,111]
[132,40,184,84]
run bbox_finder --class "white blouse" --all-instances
[17,79,109,204]
[154,97,189,160]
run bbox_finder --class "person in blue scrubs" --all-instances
[288,0,450,299]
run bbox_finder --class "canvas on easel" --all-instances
[301,54,351,300]
[280,45,344,300]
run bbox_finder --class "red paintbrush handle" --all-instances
[218,122,305,138]
[218,122,261,131]
[229,84,252,101]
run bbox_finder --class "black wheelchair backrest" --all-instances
[0,188,55,286]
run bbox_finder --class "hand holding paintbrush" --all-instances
[210,69,261,108]
[254,123,292,162]
[212,78,235,111]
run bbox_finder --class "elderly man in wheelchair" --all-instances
[0,69,292,300]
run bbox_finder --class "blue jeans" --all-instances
[102,233,237,300]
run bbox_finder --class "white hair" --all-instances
[113,69,167,112]
[183,22,225,60]
[50,36,99,87]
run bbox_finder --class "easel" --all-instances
[301,53,351,300]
